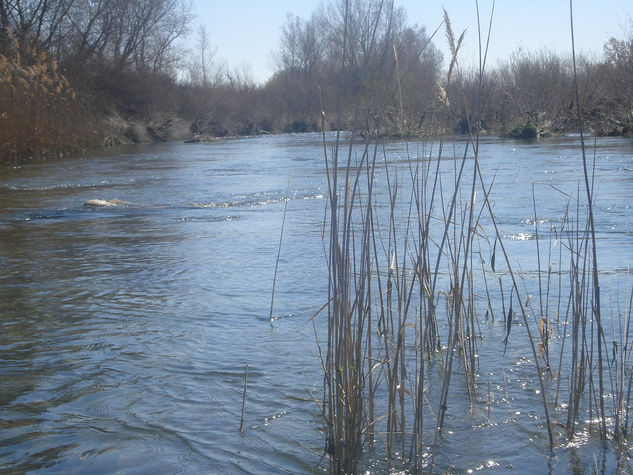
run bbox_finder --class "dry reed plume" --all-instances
[0,37,101,165]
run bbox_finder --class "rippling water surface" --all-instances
[1,134,631,473]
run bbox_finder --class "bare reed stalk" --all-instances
[622,284,633,438]
[430,6,494,467]
[533,184,553,373]
[269,174,291,324]
[537,1,633,447]
[239,363,249,433]
[569,0,606,439]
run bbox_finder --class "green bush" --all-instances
[508,121,538,139]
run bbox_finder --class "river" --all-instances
[1,133,631,473]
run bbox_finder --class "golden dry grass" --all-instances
[0,39,102,164]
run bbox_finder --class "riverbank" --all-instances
[104,114,196,145]
[3,47,632,165]
[2,47,631,165]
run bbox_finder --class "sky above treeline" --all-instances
[192,0,632,84]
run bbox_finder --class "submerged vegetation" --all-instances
[1,0,633,165]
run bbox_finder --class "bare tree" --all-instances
[274,13,323,80]
[187,25,220,86]
[0,0,191,75]
[0,0,9,49]
[594,28,633,134]
[270,0,443,133]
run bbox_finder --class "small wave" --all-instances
[302,193,324,200]
[466,460,500,472]
[2,183,78,192]
[504,233,542,241]
[2,181,117,192]
[17,209,77,222]
[84,198,129,207]
[263,410,288,426]
[267,313,294,323]
[521,218,549,225]
[190,191,324,209]
[190,198,282,208]
[178,215,236,222]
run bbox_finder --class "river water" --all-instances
[0,134,631,473]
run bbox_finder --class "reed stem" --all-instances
[239,363,249,433]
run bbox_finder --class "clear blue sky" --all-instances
[192,0,632,84]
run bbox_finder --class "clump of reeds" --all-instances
[317,3,489,472]
[313,1,633,473]
[0,35,102,165]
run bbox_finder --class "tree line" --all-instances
[1,0,632,163]
[181,1,633,139]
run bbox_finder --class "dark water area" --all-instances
[0,134,631,473]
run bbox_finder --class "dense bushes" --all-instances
[587,35,633,135]
[448,48,631,137]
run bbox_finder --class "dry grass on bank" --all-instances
[0,41,102,165]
